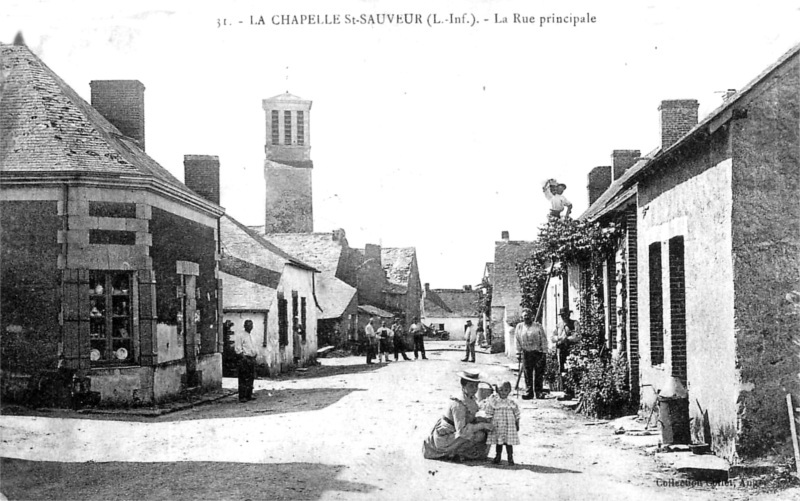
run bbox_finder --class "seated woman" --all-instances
[423,371,493,461]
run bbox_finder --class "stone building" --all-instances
[263,93,313,233]
[422,284,481,341]
[581,43,800,460]
[0,44,224,406]
[490,231,536,356]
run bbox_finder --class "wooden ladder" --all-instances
[787,394,800,477]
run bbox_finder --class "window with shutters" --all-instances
[297,111,304,146]
[291,290,299,338]
[284,111,292,145]
[271,110,279,145]
[300,296,307,342]
[89,271,134,364]
[648,242,664,365]
[278,292,288,346]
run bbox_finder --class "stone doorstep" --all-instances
[657,450,731,482]
[64,389,237,417]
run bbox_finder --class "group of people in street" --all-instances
[364,316,427,365]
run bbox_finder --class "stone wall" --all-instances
[264,164,313,233]
[0,200,61,374]
[730,53,800,457]
[638,148,737,460]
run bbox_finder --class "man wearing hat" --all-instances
[423,370,493,461]
[543,179,573,220]
[461,320,477,363]
[551,308,581,399]
[514,307,548,399]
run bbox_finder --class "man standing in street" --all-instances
[234,319,258,403]
[392,318,411,361]
[552,308,581,399]
[376,319,392,363]
[365,316,377,365]
[461,320,477,363]
[409,317,427,360]
[514,308,548,400]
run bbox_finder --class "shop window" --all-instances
[89,271,134,364]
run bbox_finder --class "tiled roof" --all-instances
[316,274,357,320]
[220,271,274,311]
[382,247,416,288]
[255,231,345,275]
[0,44,218,212]
[492,240,537,312]
[425,289,480,318]
[358,304,395,318]
[579,150,657,221]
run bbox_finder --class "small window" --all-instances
[284,111,292,145]
[297,111,305,146]
[89,271,134,364]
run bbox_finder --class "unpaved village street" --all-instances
[1,343,796,501]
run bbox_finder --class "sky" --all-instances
[3,0,799,288]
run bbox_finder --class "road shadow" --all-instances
[1,458,376,501]
[1,388,364,423]
[463,460,581,474]
[271,362,385,380]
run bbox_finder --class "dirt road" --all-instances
[1,343,795,500]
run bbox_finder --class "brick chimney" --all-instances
[611,150,640,180]
[587,166,612,206]
[424,283,430,292]
[365,243,381,263]
[90,80,146,150]
[184,155,220,205]
[501,231,509,242]
[463,285,472,291]
[659,99,699,150]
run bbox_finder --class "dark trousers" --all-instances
[366,342,376,364]
[394,337,410,360]
[238,355,256,400]
[522,350,545,396]
[413,335,426,359]
[463,342,476,361]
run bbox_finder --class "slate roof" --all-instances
[315,274,357,320]
[492,240,537,313]
[382,247,416,290]
[425,289,480,318]
[221,216,317,275]
[0,44,219,213]
[581,43,800,222]
[358,304,395,318]
[220,271,274,311]
[254,231,345,275]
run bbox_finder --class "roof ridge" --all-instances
[223,214,318,272]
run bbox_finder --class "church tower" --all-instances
[262,92,313,233]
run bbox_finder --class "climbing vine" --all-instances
[516,217,634,418]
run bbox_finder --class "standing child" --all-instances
[484,381,521,465]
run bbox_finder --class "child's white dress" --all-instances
[484,394,521,445]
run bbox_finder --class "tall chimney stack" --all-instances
[184,155,221,205]
[611,150,640,180]
[501,231,509,242]
[659,99,699,150]
[587,165,612,206]
[90,80,146,150]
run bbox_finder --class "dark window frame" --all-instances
[89,270,135,365]
[648,242,664,365]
